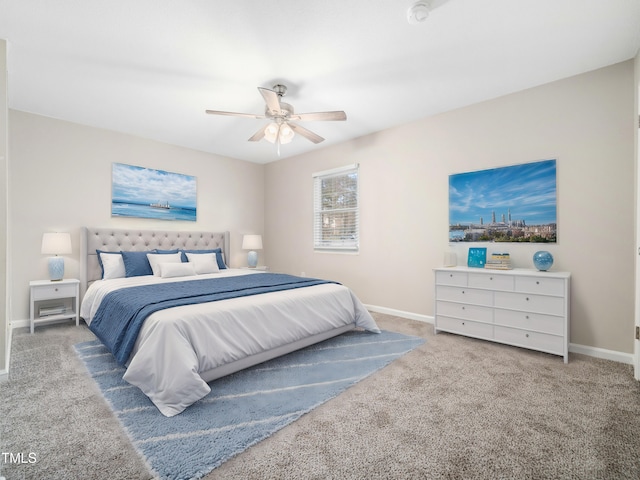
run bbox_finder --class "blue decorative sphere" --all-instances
[533,251,554,271]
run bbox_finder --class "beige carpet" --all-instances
[1,313,639,479]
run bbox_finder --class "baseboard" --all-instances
[1,323,12,381]
[10,319,29,329]
[364,304,434,324]
[568,343,634,365]
[365,304,634,365]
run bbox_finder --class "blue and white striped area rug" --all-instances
[75,329,425,480]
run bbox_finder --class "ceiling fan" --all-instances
[205,84,347,148]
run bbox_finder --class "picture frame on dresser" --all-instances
[467,248,487,268]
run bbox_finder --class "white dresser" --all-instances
[434,267,570,362]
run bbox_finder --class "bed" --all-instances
[79,227,380,417]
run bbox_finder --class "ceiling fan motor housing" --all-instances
[272,84,287,97]
[266,102,294,119]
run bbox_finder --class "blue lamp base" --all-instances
[247,251,258,268]
[48,256,65,281]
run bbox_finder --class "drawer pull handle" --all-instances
[54,288,58,292]
[525,315,530,319]
[526,297,530,301]
[525,333,529,338]
[462,306,465,310]
[536,281,540,285]
[462,290,465,294]
[489,277,493,280]
[462,322,465,326]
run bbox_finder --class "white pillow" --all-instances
[100,253,125,280]
[159,262,197,278]
[147,253,183,276]
[185,252,220,274]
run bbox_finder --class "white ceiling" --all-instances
[1,0,639,164]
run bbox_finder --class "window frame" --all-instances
[312,164,360,252]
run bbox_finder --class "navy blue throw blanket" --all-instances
[89,273,336,365]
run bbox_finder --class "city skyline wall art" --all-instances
[111,163,197,221]
[449,159,557,243]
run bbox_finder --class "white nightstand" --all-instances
[241,266,269,271]
[29,278,80,333]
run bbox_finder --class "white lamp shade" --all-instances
[264,123,279,144]
[41,232,72,255]
[242,234,263,250]
[279,124,295,144]
[263,123,295,145]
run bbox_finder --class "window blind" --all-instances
[313,164,359,251]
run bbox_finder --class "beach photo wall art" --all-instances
[111,163,197,221]
[449,159,557,243]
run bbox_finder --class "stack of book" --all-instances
[485,253,512,270]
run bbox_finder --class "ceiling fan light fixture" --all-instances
[279,123,295,144]
[407,1,430,24]
[264,122,279,143]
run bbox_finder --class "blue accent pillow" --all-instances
[155,249,180,254]
[121,250,156,277]
[180,248,226,269]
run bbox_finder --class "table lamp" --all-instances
[41,232,72,281]
[242,234,263,268]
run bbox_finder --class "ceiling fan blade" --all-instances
[289,123,325,144]
[248,124,269,142]
[292,111,347,122]
[205,109,264,119]
[258,87,282,116]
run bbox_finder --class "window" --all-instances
[313,164,359,251]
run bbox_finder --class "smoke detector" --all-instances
[407,1,430,24]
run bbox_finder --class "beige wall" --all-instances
[8,111,265,322]
[265,60,636,354]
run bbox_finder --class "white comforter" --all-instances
[80,269,380,416]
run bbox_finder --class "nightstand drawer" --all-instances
[32,283,76,300]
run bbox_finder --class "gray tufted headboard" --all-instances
[80,227,230,299]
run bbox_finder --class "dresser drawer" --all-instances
[437,301,493,323]
[494,309,564,336]
[32,283,76,300]
[515,276,565,296]
[494,326,564,356]
[436,316,494,338]
[494,291,564,316]
[435,270,467,287]
[468,272,514,291]
[436,285,492,306]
